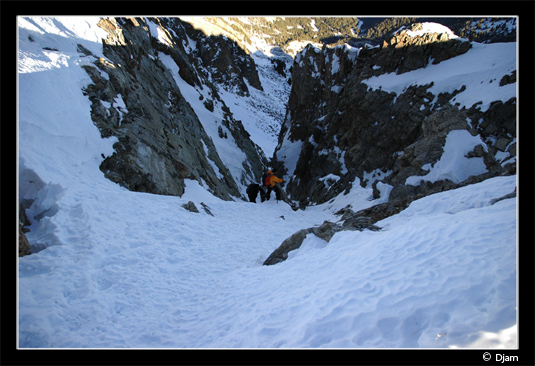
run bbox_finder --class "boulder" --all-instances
[19,227,31,257]
[263,217,381,266]
[263,228,314,265]
[19,201,31,257]
[182,201,199,213]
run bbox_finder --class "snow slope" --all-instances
[154,17,291,158]
[18,17,517,349]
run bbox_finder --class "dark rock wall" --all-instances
[274,24,516,208]
[82,17,268,200]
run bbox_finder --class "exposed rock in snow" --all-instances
[264,213,381,265]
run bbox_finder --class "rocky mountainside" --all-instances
[273,22,516,208]
[78,17,516,206]
[80,17,271,200]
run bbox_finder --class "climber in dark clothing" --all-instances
[246,183,265,203]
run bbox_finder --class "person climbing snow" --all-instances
[261,170,283,201]
[246,183,265,203]
[261,170,294,209]
[259,170,298,210]
[247,170,297,210]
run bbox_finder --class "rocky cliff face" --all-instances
[81,17,268,200]
[274,23,516,208]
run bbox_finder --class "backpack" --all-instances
[261,172,271,187]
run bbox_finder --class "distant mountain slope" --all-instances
[179,17,516,55]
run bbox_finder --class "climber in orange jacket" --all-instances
[258,169,298,210]
[261,170,284,202]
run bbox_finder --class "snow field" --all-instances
[19,178,335,348]
[193,176,516,349]
[18,172,517,348]
[405,22,460,38]
[405,129,488,185]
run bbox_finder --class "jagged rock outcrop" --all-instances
[19,227,32,257]
[263,213,381,266]
[82,17,268,200]
[273,22,516,208]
